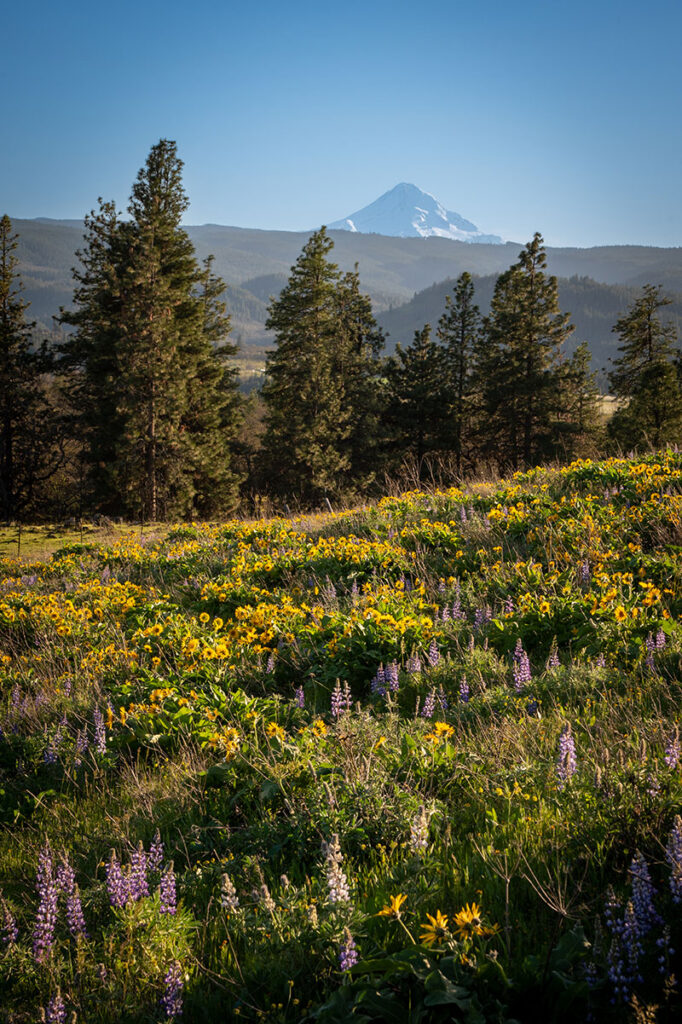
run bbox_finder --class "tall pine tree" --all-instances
[0,215,58,519]
[436,272,480,476]
[61,141,242,519]
[261,229,384,502]
[608,284,682,448]
[473,234,573,471]
[384,324,449,477]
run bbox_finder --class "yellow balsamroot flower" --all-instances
[614,606,627,622]
[425,722,455,744]
[199,612,210,624]
[265,722,286,741]
[311,718,327,738]
[377,893,407,918]
[420,910,450,947]
[453,902,485,939]
[539,600,551,615]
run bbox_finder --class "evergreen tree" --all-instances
[608,284,682,448]
[0,215,58,518]
[61,141,242,519]
[384,324,449,477]
[474,233,573,470]
[436,272,481,476]
[557,341,603,458]
[261,229,384,502]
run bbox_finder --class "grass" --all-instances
[0,451,681,1022]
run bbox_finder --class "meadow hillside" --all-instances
[0,453,681,1022]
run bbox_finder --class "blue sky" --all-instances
[3,0,681,247]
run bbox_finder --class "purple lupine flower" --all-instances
[595,653,606,668]
[265,652,275,673]
[322,835,351,905]
[577,560,590,586]
[130,841,149,900]
[556,725,577,790]
[630,852,661,934]
[503,595,514,617]
[64,677,72,698]
[220,873,239,911]
[148,829,164,873]
[57,859,87,938]
[45,990,67,1024]
[421,690,436,719]
[0,896,18,944]
[331,679,344,718]
[427,639,440,667]
[33,845,58,962]
[385,662,399,693]
[441,603,451,621]
[93,708,106,754]
[459,677,470,704]
[160,863,177,915]
[339,928,359,971]
[451,581,465,620]
[44,731,59,766]
[664,731,680,770]
[350,579,359,601]
[294,685,305,709]
[666,815,682,903]
[74,727,88,766]
[409,806,429,853]
[106,851,129,909]
[437,685,448,712]
[161,961,184,1019]
[342,680,352,712]
[512,639,531,692]
[370,665,386,697]
[655,628,667,652]
[406,653,421,674]
[547,643,560,669]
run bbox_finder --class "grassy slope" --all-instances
[0,454,681,1022]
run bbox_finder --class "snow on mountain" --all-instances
[327,183,503,244]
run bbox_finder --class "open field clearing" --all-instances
[1,453,681,1022]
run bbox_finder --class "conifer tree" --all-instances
[384,324,448,476]
[608,284,682,448]
[0,215,57,518]
[61,141,241,518]
[474,233,573,470]
[558,341,603,457]
[261,229,384,502]
[436,272,480,475]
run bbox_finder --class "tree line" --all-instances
[2,139,682,521]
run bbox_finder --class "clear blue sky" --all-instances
[3,0,681,247]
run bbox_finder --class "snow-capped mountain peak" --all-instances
[328,183,503,244]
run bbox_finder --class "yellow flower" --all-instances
[614,605,627,622]
[377,893,408,918]
[199,612,210,624]
[453,902,484,939]
[311,718,327,737]
[539,600,551,615]
[420,910,450,947]
[265,722,286,741]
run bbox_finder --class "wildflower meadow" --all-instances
[1,452,681,1022]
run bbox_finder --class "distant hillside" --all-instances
[10,217,682,358]
[377,274,682,379]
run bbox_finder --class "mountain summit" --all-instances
[327,183,503,244]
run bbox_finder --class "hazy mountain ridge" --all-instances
[377,274,682,381]
[11,217,682,358]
